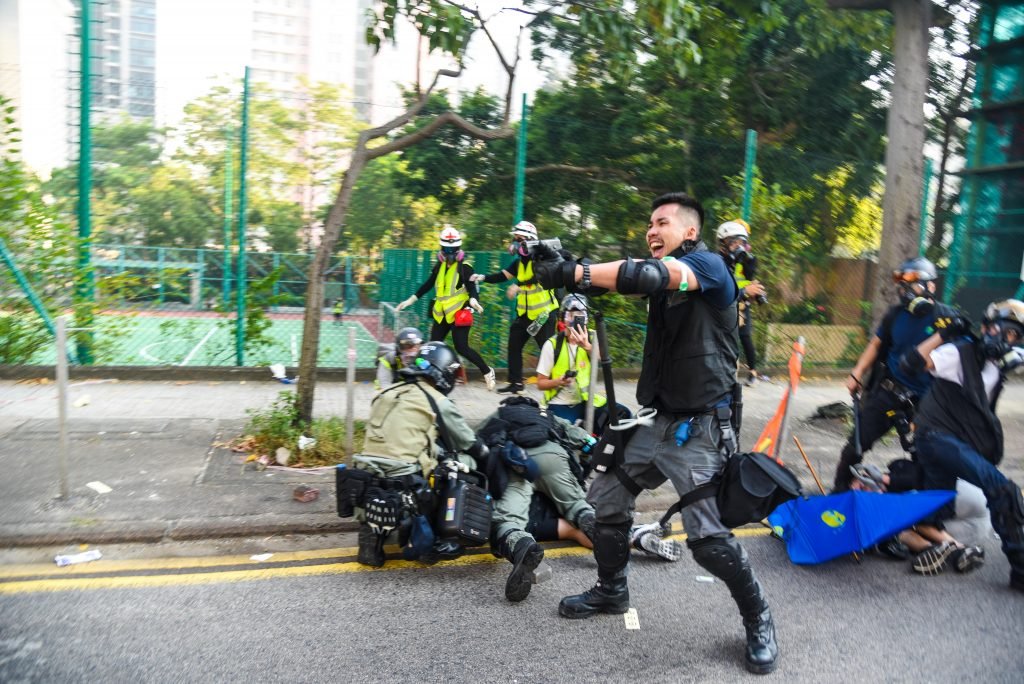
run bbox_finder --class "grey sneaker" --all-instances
[912,541,958,575]
[630,521,683,562]
[484,369,496,391]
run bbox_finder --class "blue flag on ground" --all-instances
[768,490,956,565]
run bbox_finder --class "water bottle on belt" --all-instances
[526,309,550,337]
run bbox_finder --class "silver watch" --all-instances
[579,263,591,290]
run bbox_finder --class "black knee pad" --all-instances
[594,522,632,577]
[690,535,747,582]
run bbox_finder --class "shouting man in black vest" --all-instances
[531,192,778,675]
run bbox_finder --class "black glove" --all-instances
[933,305,972,342]
[530,243,579,290]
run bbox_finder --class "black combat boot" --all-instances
[559,521,631,619]
[356,523,385,568]
[504,536,545,602]
[558,575,629,618]
[990,481,1024,593]
[576,509,597,544]
[691,536,778,674]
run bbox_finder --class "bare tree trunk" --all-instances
[872,0,931,324]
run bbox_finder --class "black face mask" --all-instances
[899,284,933,316]
[982,333,1011,361]
[681,239,698,256]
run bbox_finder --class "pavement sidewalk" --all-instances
[2,374,1021,548]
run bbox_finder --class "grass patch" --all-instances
[238,391,365,468]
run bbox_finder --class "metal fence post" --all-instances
[513,93,529,224]
[346,327,357,457]
[235,66,251,366]
[56,316,70,499]
[741,129,758,221]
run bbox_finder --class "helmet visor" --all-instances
[440,246,460,256]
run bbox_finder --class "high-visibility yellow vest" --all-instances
[733,263,751,289]
[516,261,558,320]
[542,334,607,407]
[432,262,469,324]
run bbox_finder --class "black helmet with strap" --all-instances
[399,341,461,395]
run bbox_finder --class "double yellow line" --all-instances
[0,528,770,595]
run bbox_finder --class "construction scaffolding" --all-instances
[947,0,1024,311]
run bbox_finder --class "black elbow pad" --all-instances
[900,349,926,376]
[617,259,670,295]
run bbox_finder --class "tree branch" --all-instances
[827,0,891,9]
[367,111,514,160]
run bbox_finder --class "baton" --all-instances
[852,390,863,462]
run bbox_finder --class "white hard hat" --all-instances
[511,221,538,240]
[716,219,750,242]
[439,227,462,248]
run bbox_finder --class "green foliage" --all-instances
[780,296,831,325]
[243,391,365,467]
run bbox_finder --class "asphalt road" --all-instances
[1,530,1022,683]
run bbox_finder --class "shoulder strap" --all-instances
[412,382,456,455]
[658,483,717,527]
[553,332,566,366]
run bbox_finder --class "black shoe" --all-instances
[497,382,525,394]
[558,577,629,619]
[357,525,385,568]
[1011,571,1024,593]
[576,510,596,544]
[743,607,779,674]
[420,540,465,566]
[872,536,911,561]
[505,538,544,602]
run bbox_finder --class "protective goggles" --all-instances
[892,270,928,284]
[440,246,460,255]
[398,339,422,350]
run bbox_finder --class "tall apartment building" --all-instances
[92,0,157,120]
[0,0,74,177]
[249,0,375,119]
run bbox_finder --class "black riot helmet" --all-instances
[893,256,938,313]
[399,341,461,395]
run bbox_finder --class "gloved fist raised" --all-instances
[395,295,417,312]
[469,298,484,314]
[933,306,972,341]
[531,244,579,291]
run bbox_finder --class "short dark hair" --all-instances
[651,192,704,229]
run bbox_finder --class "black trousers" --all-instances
[833,386,914,491]
[739,320,757,370]
[429,321,491,374]
[507,313,556,383]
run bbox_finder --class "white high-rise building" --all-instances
[0,0,74,177]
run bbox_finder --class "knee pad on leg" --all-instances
[690,535,747,583]
[594,522,632,578]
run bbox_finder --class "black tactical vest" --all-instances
[636,243,739,415]
[915,340,1005,465]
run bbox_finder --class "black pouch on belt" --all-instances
[590,425,638,475]
[335,466,373,518]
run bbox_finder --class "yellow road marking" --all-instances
[0,527,772,595]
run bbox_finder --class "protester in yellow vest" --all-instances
[396,228,496,391]
[716,219,768,387]
[536,294,629,434]
[470,220,559,394]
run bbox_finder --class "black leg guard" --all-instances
[833,440,862,492]
[357,523,385,568]
[988,482,1024,590]
[690,536,778,674]
[559,522,631,619]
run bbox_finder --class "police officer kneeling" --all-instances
[353,342,488,567]
[532,192,778,675]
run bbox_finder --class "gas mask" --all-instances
[982,322,1024,373]
[899,283,935,317]
[508,239,529,257]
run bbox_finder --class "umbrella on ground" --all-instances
[768,490,956,565]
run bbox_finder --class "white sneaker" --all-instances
[630,522,683,562]
[484,369,496,391]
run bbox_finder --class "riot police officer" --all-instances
[374,326,423,390]
[834,256,948,491]
[904,299,1024,592]
[356,342,487,567]
[531,192,779,675]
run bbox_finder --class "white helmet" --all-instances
[439,227,462,248]
[511,220,538,241]
[716,219,750,242]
